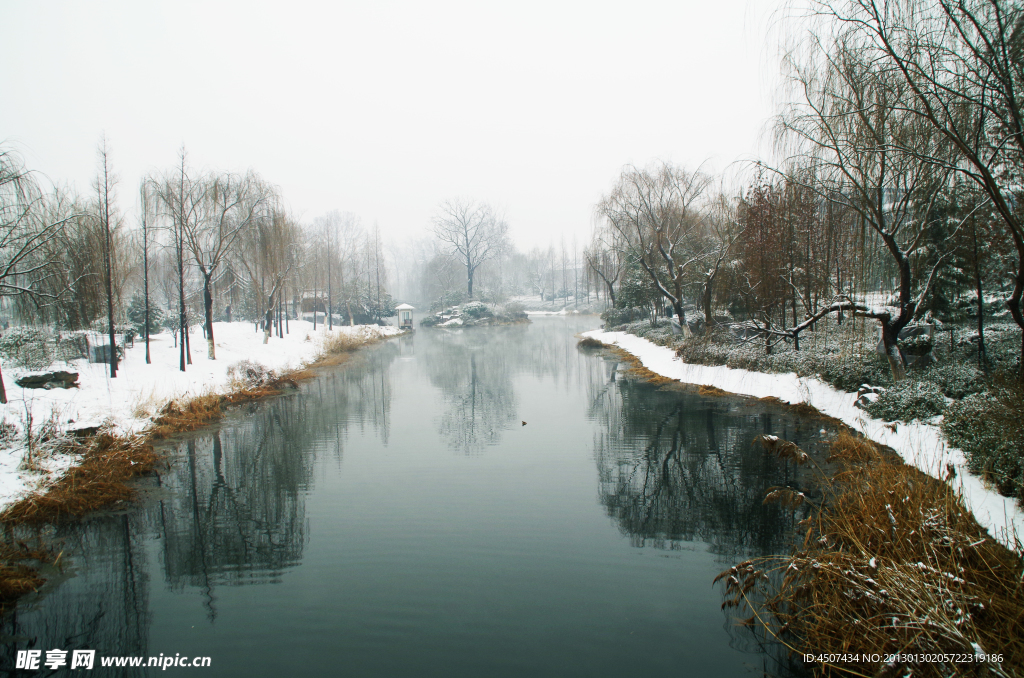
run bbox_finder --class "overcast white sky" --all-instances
[1,0,784,250]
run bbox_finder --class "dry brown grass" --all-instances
[611,348,677,385]
[698,384,731,396]
[576,336,609,349]
[1,433,161,524]
[315,329,387,359]
[0,542,54,611]
[149,393,224,438]
[720,431,1024,677]
[751,396,850,430]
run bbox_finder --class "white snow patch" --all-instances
[584,329,1024,552]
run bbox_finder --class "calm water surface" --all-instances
[1,317,826,677]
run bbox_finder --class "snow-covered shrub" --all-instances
[601,306,646,327]
[126,292,164,337]
[0,421,18,447]
[920,362,984,399]
[865,380,946,422]
[977,323,1023,373]
[460,301,491,319]
[898,334,933,356]
[816,354,893,392]
[943,386,1024,498]
[0,327,54,369]
[419,315,440,327]
[226,359,276,389]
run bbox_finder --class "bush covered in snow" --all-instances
[919,362,984,399]
[0,327,54,369]
[898,333,933,356]
[864,380,946,422]
[943,385,1024,498]
[226,359,276,389]
[601,306,648,327]
[460,301,491,320]
[814,353,894,392]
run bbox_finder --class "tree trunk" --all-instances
[185,319,192,364]
[263,293,274,344]
[881,323,907,382]
[973,224,986,372]
[672,300,690,337]
[144,226,151,365]
[203,273,215,360]
[0,366,7,404]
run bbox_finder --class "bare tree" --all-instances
[235,207,298,343]
[0,147,79,401]
[182,170,270,358]
[598,162,713,330]
[774,40,955,379]
[157,149,203,371]
[139,179,156,364]
[584,225,627,306]
[96,138,119,377]
[431,199,509,300]
[817,0,1024,380]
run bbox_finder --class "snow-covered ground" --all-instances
[0,321,402,509]
[584,329,1024,552]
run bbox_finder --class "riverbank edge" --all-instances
[0,329,404,609]
[580,329,1023,552]
[582,331,1024,673]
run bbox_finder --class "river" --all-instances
[1,317,827,677]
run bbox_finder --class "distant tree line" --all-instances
[0,144,395,392]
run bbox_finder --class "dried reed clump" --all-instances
[0,433,161,524]
[699,384,731,397]
[318,330,372,355]
[719,431,1024,677]
[0,563,45,607]
[612,348,677,385]
[0,542,55,609]
[576,336,608,349]
[226,359,277,389]
[149,394,224,438]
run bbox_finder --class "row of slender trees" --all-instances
[0,144,394,387]
[587,0,1024,382]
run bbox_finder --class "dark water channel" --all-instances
[1,317,829,677]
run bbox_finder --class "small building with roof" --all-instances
[395,303,415,329]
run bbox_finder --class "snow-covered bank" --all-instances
[584,329,1024,551]
[0,321,402,509]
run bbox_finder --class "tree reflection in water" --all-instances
[0,340,400,665]
[154,340,400,618]
[0,513,149,677]
[588,357,820,560]
[0,324,828,678]
[587,354,824,678]
[423,328,523,454]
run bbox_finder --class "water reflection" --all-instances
[0,514,149,677]
[422,329,522,454]
[0,321,825,678]
[588,356,819,559]
[157,341,400,612]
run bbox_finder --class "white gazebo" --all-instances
[396,303,415,329]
